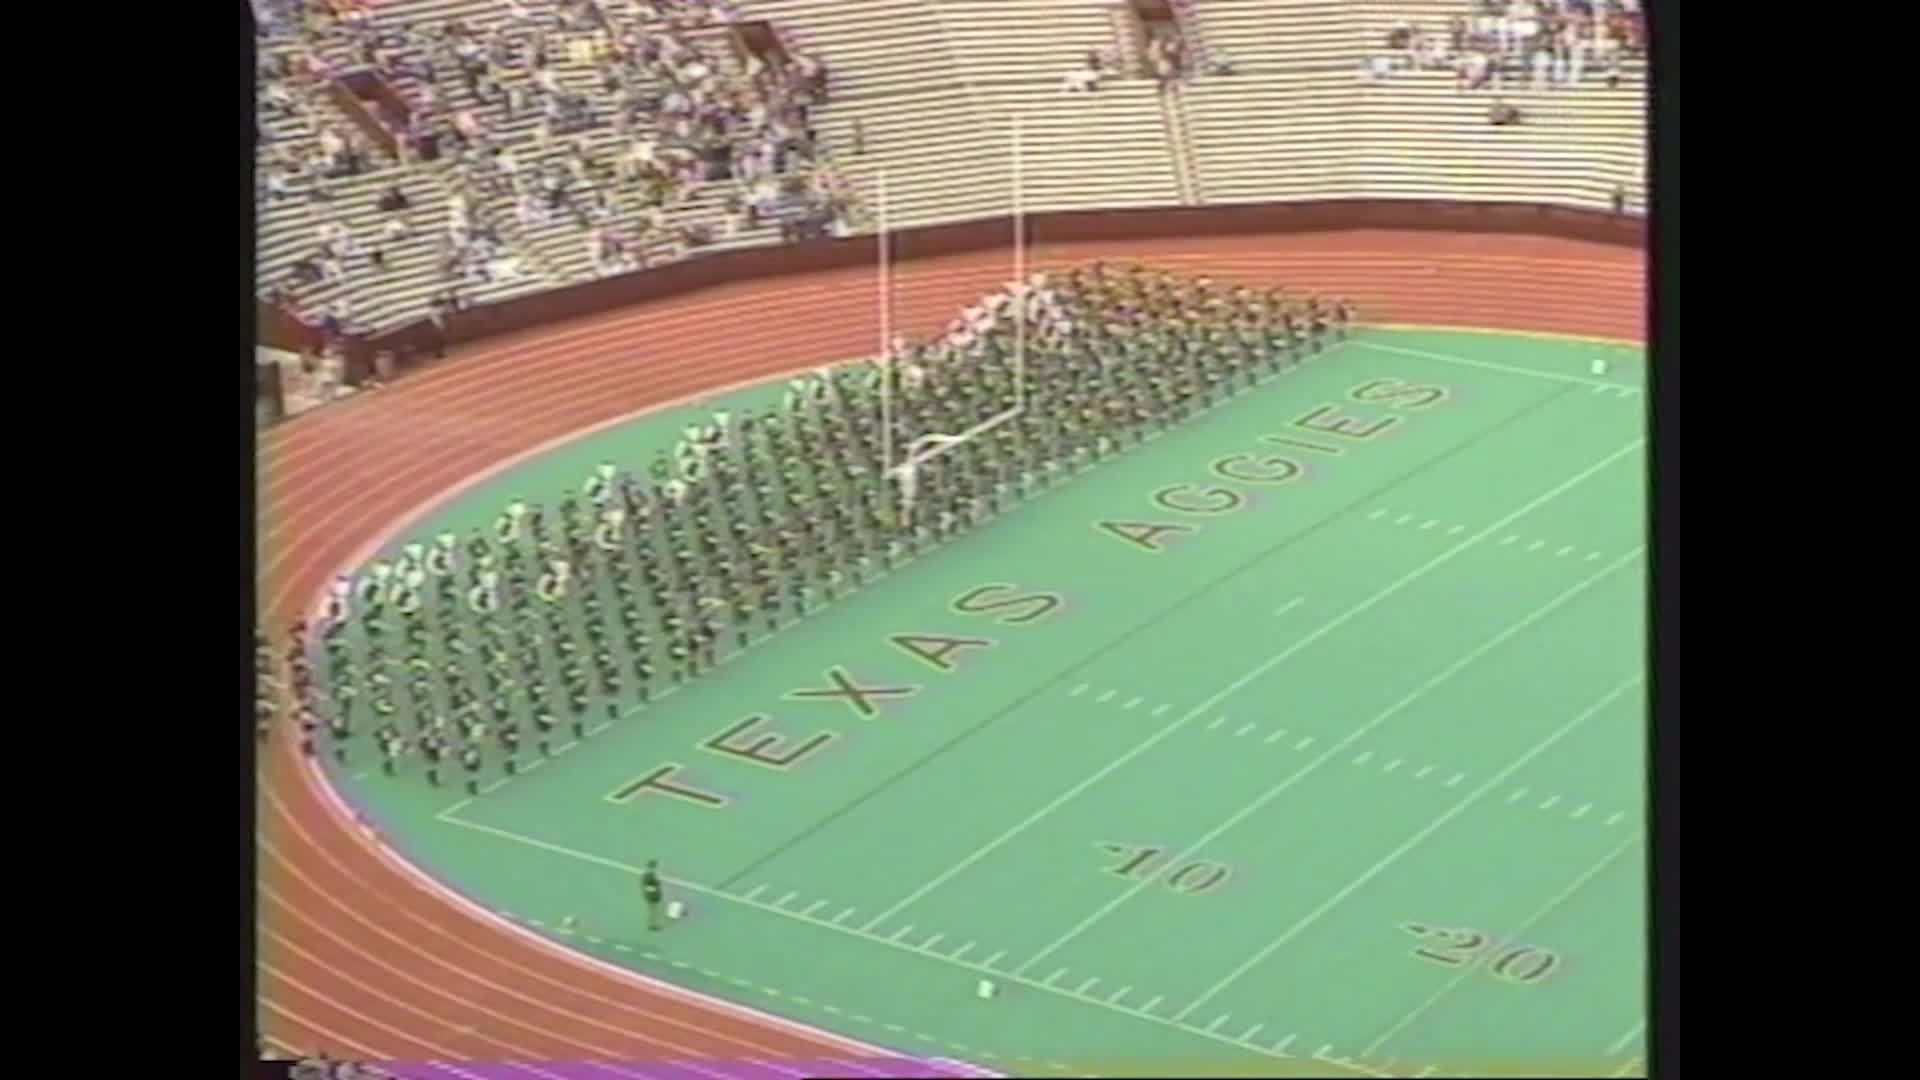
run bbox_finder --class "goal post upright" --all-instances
[877,167,893,478]
[884,111,1029,518]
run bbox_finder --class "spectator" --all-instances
[377,182,409,213]
[1488,98,1522,125]
[1611,184,1627,214]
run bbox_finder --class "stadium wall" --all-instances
[260,198,1644,399]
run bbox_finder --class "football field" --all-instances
[332,328,1649,1078]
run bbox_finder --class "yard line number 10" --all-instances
[1098,842,1231,894]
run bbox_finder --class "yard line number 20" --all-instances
[1399,922,1560,985]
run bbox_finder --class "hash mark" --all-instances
[1274,1034,1298,1054]
[1045,967,1070,987]
[802,899,826,916]
[1124,696,1142,710]
[1526,539,1546,552]
[1208,715,1228,731]
[1140,995,1165,1014]
[1572,803,1593,819]
[1207,1014,1231,1033]
[1605,811,1626,826]
[1383,757,1403,772]
[1076,976,1100,995]
[1419,519,1438,531]
[1394,513,1414,526]
[776,890,799,909]
[1499,535,1519,546]
[1586,551,1604,561]
[1447,524,1466,535]
[1368,508,1388,520]
[743,885,767,902]
[922,933,946,951]
[889,924,916,942]
[1096,690,1115,704]
[985,950,1008,969]
[1151,703,1170,716]
[1353,751,1373,766]
[1109,986,1133,1004]
[1414,765,1435,780]
[1264,729,1288,744]
[1236,723,1257,736]
[1069,683,1088,697]
[1445,772,1466,787]
[952,942,977,961]
[1508,787,1529,803]
[1539,795,1561,811]
[1295,736,1315,750]
[1241,1022,1265,1043]
[833,907,857,924]
[1556,545,1575,557]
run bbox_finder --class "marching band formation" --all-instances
[257,264,1351,794]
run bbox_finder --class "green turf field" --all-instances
[329,328,1648,1078]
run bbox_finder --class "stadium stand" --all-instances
[254,0,1647,411]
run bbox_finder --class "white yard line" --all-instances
[1174,675,1643,1022]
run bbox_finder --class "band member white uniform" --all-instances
[663,477,688,504]
[583,463,616,506]
[390,569,425,616]
[426,534,457,577]
[397,543,426,580]
[324,576,353,626]
[536,559,571,603]
[468,570,500,614]
[495,500,528,544]
[358,563,392,606]
[594,509,625,552]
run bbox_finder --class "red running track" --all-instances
[255,228,1645,1064]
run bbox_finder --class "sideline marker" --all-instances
[976,979,998,1000]
[666,900,686,921]
[1590,359,1608,375]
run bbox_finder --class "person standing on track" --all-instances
[641,859,667,930]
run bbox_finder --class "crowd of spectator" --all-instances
[1364,0,1646,92]
[257,0,858,343]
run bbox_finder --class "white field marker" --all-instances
[1383,757,1403,772]
[1507,787,1529,803]
[1076,976,1100,995]
[922,933,945,951]
[888,924,916,942]
[1556,545,1575,557]
[1368,508,1388,520]
[1069,683,1088,697]
[1527,539,1546,552]
[984,950,1008,969]
[1207,1014,1231,1034]
[802,899,826,916]
[952,942,976,961]
[1354,751,1374,766]
[1394,513,1414,526]
[1208,715,1228,731]
[1447,524,1466,535]
[1539,795,1561,811]
[1295,736,1315,750]
[1124,697,1142,710]
[743,885,767,902]
[1096,689,1115,704]
[1273,597,1304,617]
[1499,535,1519,546]
[1445,772,1466,788]
[1419,520,1438,531]
[1237,723,1257,736]
[1109,986,1133,1004]
[833,906,857,924]
[1605,811,1626,826]
[1152,703,1170,716]
[1572,803,1592,819]
[1265,729,1289,744]
[776,890,799,908]
[1414,765,1435,780]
